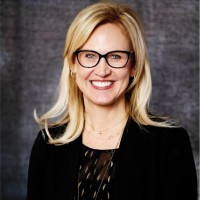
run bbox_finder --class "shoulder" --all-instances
[31,124,68,152]
[128,119,189,137]
[34,124,67,143]
[143,125,190,142]
[142,125,193,156]
[128,121,196,169]
[127,120,192,149]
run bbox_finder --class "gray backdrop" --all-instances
[1,0,199,199]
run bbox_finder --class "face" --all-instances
[74,23,134,108]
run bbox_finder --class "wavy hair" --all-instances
[34,1,174,144]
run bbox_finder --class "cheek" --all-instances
[124,75,131,88]
[120,69,131,82]
[75,73,86,94]
[119,69,132,89]
[75,65,93,90]
[75,64,90,80]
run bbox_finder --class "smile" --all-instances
[91,81,113,88]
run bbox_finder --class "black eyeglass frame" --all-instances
[74,50,134,68]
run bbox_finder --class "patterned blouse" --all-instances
[74,143,118,200]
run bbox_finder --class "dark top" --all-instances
[26,119,198,200]
[74,144,118,200]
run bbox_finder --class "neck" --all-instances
[84,105,127,132]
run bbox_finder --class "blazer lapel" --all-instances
[49,136,82,199]
[114,119,152,199]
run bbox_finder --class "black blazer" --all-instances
[26,119,198,200]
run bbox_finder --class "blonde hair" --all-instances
[34,1,174,144]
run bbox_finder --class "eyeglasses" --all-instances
[74,50,134,68]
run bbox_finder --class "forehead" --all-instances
[81,23,131,52]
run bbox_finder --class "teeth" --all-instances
[92,81,112,87]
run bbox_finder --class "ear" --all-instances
[70,64,77,74]
[70,65,77,78]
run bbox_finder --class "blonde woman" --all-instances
[26,2,197,200]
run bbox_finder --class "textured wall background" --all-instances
[1,0,199,199]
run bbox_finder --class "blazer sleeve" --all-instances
[162,128,198,200]
[26,131,53,200]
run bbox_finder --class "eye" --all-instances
[109,53,122,60]
[84,52,97,59]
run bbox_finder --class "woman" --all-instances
[26,1,197,200]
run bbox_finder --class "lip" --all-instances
[90,80,114,89]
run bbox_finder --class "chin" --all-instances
[92,97,123,107]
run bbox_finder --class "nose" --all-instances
[94,57,111,77]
